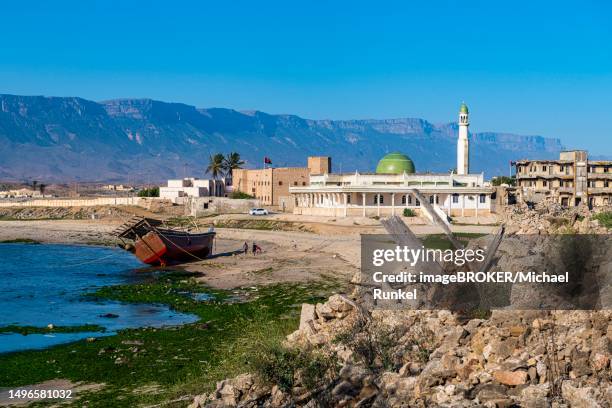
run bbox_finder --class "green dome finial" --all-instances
[375,152,415,174]
[459,102,469,114]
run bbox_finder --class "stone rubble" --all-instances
[500,201,610,235]
[191,294,611,407]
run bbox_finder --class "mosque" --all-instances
[288,103,495,219]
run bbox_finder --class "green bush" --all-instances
[403,208,416,217]
[334,318,436,373]
[593,211,612,229]
[137,186,160,197]
[229,191,255,199]
[252,342,338,393]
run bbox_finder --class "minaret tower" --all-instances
[457,102,470,175]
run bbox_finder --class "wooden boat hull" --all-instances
[134,229,215,266]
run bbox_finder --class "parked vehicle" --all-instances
[249,208,269,216]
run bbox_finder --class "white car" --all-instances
[249,208,269,216]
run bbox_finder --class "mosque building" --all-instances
[288,103,495,218]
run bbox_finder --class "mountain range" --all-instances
[0,94,564,182]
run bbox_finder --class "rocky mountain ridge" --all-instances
[0,94,564,182]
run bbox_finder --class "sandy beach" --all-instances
[0,216,498,290]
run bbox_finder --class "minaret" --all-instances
[457,102,469,175]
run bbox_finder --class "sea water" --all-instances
[0,244,198,353]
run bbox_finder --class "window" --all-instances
[302,182,306,186]
[415,198,420,206]
[429,195,434,204]
[543,165,547,171]
[452,194,459,204]
[605,181,609,188]
[543,180,547,187]
[293,181,298,186]
[479,194,486,204]
[374,194,384,204]
[347,195,351,204]
[278,181,283,186]
[401,195,407,205]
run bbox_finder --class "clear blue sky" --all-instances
[1,0,611,154]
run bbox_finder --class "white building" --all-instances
[289,104,495,218]
[159,178,226,203]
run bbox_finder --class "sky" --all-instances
[1,0,611,154]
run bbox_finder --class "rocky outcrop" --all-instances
[193,293,611,407]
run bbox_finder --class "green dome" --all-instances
[375,152,415,174]
[459,102,469,114]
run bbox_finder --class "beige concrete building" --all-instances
[232,156,331,206]
[289,168,494,218]
[515,150,612,207]
[159,177,226,204]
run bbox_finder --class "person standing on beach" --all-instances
[243,242,248,255]
[252,242,257,256]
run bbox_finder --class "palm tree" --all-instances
[206,153,225,179]
[223,152,244,177]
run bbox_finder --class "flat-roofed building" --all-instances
[232,156,331,206]
[515,150,612,207]
[159,178,226,203]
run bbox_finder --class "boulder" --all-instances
[493,370,528,386]
[561,381,601,408]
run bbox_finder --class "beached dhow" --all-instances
[113,217,215,266]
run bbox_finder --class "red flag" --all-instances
[264,157,272,164]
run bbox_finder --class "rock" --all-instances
[315,303,334,320]
[501,357,527,371]
[354,384,377,407]
[100,313,119,318]
[474,383,508,402]
[270,384,287,406]
[493,370,528,386]
[536,360,547,382]
[591,352,609,371]
[561,381,601,408]
[509,326,526,337]
[299,303,316,331]
[327,294,353,313]
[519,384,550,407]
[187,394,206,408]
[47,323,54,329]
[85,337,96,343]
[570,350,592,377]
[332,380,358,398]
[528,366,537,383]
[484,338,517,362]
